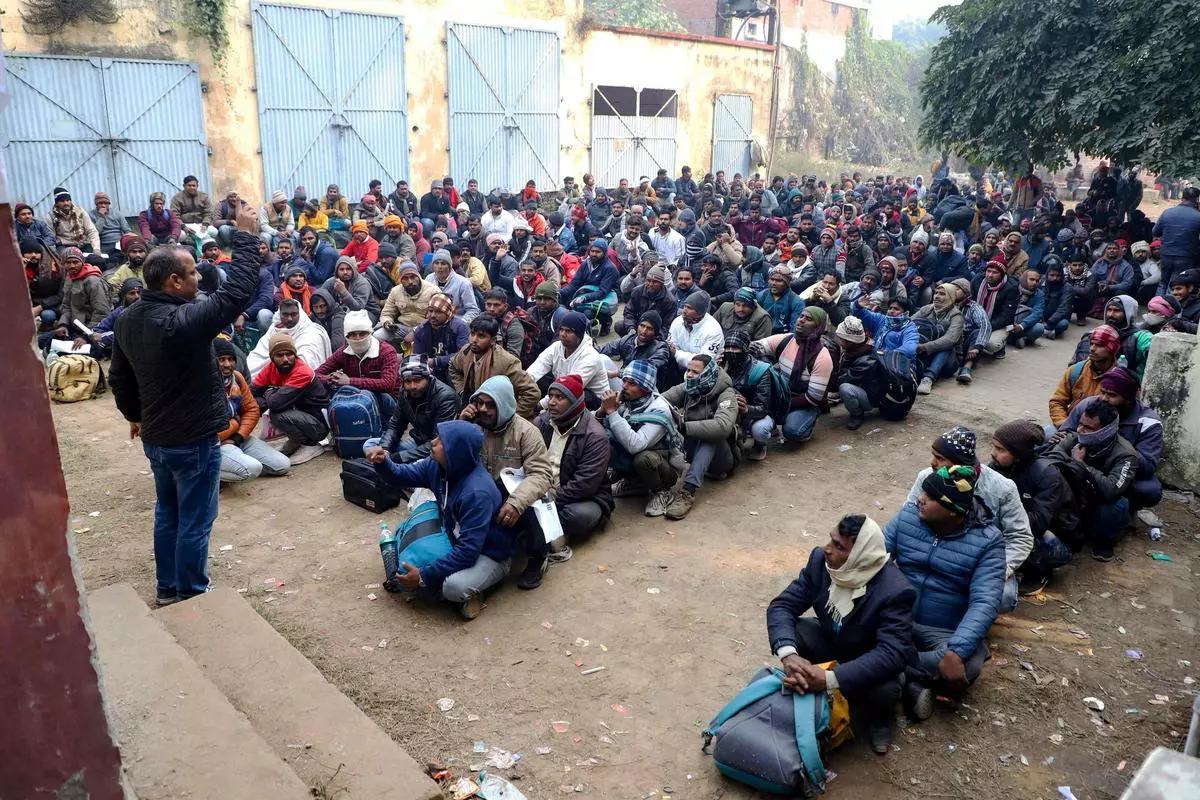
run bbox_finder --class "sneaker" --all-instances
[644,490,672,517]
[612,478,648,498]
[916,376,933,395]
[747,442,767,461]
[459,595,484,620]
[664,488,696,520]
[288,443,326,465]
[1018,573,1049,596]
[956,366,973,385]
[904,681,934,721]
[993,347,1007,359]
[846,413,865,431]
[868,721,893,755]
[1013,338,1026,349]
[155,589,179,607]
[1044,329,1057,340]
[517,555,548,590]
[276,437,302,456]
[1091,544,1115,562]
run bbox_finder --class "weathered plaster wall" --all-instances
[2,0,772,201]
[1140,331,1200,493]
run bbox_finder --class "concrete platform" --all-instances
[88,584,311,800]
[157,587,441,800]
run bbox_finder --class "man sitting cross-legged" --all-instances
[250,332,330,466]
[767,513,915,754]
[214,338,291,482]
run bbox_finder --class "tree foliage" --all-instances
[585,0,685,33]
[891,17,946,51]
[919,0,1200,175]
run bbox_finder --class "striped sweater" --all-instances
[755,333,833,409]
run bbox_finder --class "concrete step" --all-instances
[88,584,311,800]
[157,587,441,800]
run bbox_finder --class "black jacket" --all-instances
[766,550,915,695]
[533,410,614,513]
[419,192,451,219]
[622,285,677,336]
[970,273,1021,329]
[836,346,886,406]
[1042,279,1074,328]
[378,377,461,462]
[110,231,259,445]
[994,456,1066,539]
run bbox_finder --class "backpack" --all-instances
[911,316,947,344]
[876,350,918,421]
[501,306,539,367]
[47,354,106,403]
[328,386,384,458]
[573,283,619,319]
[702,667,852,797]
[748,360,789,420]
[382,490,451,592]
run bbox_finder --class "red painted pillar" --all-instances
[0,203,125,794]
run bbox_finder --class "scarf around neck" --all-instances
[684,358,719,397]
[825,516,888,623]
[975,279,1002,316]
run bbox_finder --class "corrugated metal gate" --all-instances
[590,86,678,189]
[252,3,409,196]
[2,54,209,216]
[446,23,560,193]
[711,93,754,178]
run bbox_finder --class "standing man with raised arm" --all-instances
[109,200,261,606]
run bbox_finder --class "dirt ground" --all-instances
[57,324,1198,800]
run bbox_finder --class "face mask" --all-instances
[724,352,747,372]
[348,335,371,355]
[403,282,420,296]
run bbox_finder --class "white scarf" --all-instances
[825,517,888,623]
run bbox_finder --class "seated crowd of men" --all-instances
[30,164,1189,755]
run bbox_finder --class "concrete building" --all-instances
[0,0,773,215]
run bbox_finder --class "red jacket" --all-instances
[341,236,379,272]
[315,339,400,395]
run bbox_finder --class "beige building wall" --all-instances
[1,0,772,202]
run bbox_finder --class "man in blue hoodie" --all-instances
[374,420,513,619]
[884,464,1005,720]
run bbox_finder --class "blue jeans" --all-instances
[748,415,775,443]
[144,437,222,598]
[923,348,957,381]
[1092,497,1131,548]
[782,407,819,443]
[1022,531,1073,581]
[1008,322,1044,345]
[1044,318,1070,336]
[838,383,872,415]
[906,623,989,685]
[373,390,397,421]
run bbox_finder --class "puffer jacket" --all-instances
[661,368,739,446]
[883,501,1006,660]
[377,376,462,461]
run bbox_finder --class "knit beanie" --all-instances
[683,290,711,316]
[922,465,978,515]
[835,316,866,344]
[19,237,41,254]
[949,277,972,298]
[268,332,296,358]
[933,425,978,465]
[734,287,758,308]
[910,229,929,245]
[535,281,559,300]
[559,310,588,339]
[431,248,453,266]
[992,419,1044,462]
[343,309,372,336]
[1099,366,1140,403]
[1147,295,1179,318]
[1056,228,1075,244]
[638,310,662,333]
[377,241,398,259]
[486,233,505,247]
[645,265,667,284]
[549,374,586,425]
[212,338,238,359]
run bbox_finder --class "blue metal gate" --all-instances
[712,94,754,178]
[252,3,409,197]
[2,54,209,216]
[446,23,560,193]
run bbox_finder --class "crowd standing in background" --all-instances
[27,159,1191,754]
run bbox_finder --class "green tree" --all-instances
[586,0,685,33]
[919,0,1200,174]
[891,18,946,50]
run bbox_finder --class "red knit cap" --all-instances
[1090,324,1121,355]
[549,374,584,405]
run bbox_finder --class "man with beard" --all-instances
[721,331,775,462]
[247,290,333,377]
[611,214,649,276]
[411,292,469,385]
[48,187,101,253]
[619,260,675,336]
[648,208,685,267]
[365,356,461,464]
[425,248,480,322]
[385,180,416,218]
[109,205,259,605]
[586,188,613,232]
[915,232,968,304]
[1054,365,1162,511]
[676,208,708,271]
[715,286,772,340]
[375,261,436,346]
[461,376,554,590]
[372,419,510,619]
[43,247,112,352]
[250,332,330,465]
[419,179,452,230]
[597,360,685,517]
[668,290,725,376]
[1042,400,1138,562]
[837,225,876,284]
[213,338,291,482]
[964,261,1019,366]
[380,216,416,262]
[340,221,379,273]
[527,310,610,403]
[483,234,520,306]
[1007,268,1046,348]
[529,281,567,357]
[1151,186,1200,292]
[526,236,561,286]
[1090,242,1135,305]
[1128,241,1160,306]
[600,310,671,391]
[1070,294,1152,380]
[105,235,149,292]
[271,236,312,284]
[82,278,142,358]
[750,308,833,444]
[321,256,380,332]
[297,225,339,286]
[533,375,614,544]
[560,238,620,335]
[659,354,739,519]
[24,237,63,329]
[449,315,541,418]
[1038,257,1074,339]
[316,310,401,419]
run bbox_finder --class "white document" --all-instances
[499,468,563,544]
[49,339,91,355]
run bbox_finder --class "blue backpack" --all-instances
[381,497,451,592]
[703,668,847,797]
[328,386,383,458]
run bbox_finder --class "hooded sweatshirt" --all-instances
[526,333,610,400]
[373,420,512,582]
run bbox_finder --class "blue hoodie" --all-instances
[374,420,511,583]
[852,304,919,358]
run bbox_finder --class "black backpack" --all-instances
[876,351,918,421]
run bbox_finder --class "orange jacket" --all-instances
[220,370,261,441]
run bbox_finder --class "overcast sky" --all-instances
[874,0,963,37]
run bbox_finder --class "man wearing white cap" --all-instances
[260,190,296,246]
[316,309,401,419]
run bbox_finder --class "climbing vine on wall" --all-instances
[181,0,230,64]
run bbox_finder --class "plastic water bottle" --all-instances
[1149,527,1163,542]
[379,521,399,582]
